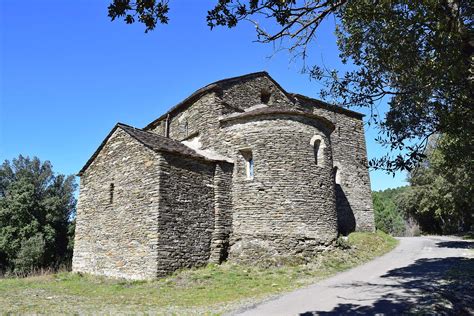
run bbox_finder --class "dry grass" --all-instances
[0,231,398,315]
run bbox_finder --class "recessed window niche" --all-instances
[260,89,271,104]
[310,135,325,167]
[239,149,254,179]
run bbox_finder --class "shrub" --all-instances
[373,191,406,236]
[13,234,46,275]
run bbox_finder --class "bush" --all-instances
[13,234,46,275]
[373,190,406,236]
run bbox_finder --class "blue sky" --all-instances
[0,0,407,191]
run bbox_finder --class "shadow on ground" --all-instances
[300,241,474,315]
[436,241,474,249]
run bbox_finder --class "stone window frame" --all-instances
[333,162,342,185]
[239,148,254,180]
[310,135,326,167]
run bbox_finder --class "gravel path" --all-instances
[233,236,474,315]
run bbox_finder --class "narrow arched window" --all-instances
[310,135,325,167]
[248,157,254,179]
[184,120,189,137]
[240,149,254,179]
[313,139,321,165]
[334,167,341,185]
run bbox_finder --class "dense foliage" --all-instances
[398,136,473,234]
[107,0,473,174]
[0,156,76,275]
[314,0,473,173]
[373,135,473,235]
[372,187,407,236]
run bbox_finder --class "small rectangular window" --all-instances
[184,120,189,137]
[109,183,114,204]
[240,149,254,180]
[247,157,254,179]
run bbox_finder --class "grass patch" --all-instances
[461,231,474,241]
[0,231,398,315]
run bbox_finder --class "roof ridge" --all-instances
[290,93,365,118]
[219,106,335,132]
[116,122,142,130]
[143,71,276,130]
[205,71,268,87]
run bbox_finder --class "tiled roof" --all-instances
[220,106,336,131]
[143,72,365,131]
[143,71,293,130]
[290,93,365,118]
[78,123,228,176]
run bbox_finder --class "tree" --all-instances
[107,0,473,173]
[397,135,473,234]
[0,155,76,275]
[372,188,407,236]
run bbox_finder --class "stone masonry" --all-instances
[73,72,374,279]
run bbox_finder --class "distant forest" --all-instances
[373,134,473,237]
[373,186,414,237]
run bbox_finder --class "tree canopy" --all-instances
[0,156,76,275]
[372,134,473,235]
[372,187,408,236]
[107,0,473,173]
[397,135,474,234]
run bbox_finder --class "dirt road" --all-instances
[233,236,473,315]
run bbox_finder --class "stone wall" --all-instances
[155,152,219,275]
[74,73,375,280]
[219,115,338,259]
[146,73,373,241]
[220,76,292,110]
[148,93,226,151]
[72,128,161,280]
[209,162,234,263]
[297,97,375,233]
[146,76,295,148]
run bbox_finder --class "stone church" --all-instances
[72,72,374,280]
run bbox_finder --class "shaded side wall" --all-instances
[219,116,338,259]
[298,99,375,233]
[72,129,161,280]
[155,152,219,275]
[209,162,234,263]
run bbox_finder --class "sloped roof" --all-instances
[78,123,229,176]
[144,71,294,130]
[143,72,364,131]
[220,106,335,132]
[290,93,364,118]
